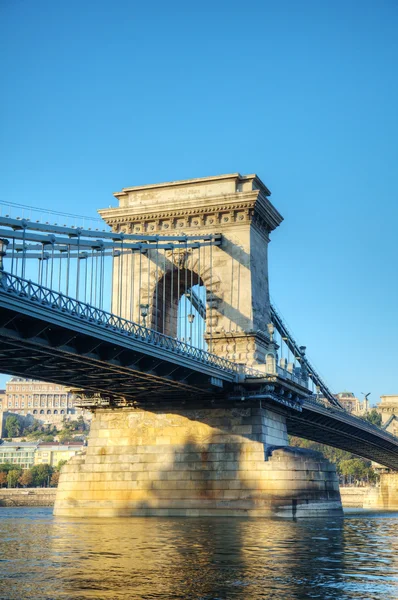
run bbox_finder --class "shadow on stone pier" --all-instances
[54,406,342,519]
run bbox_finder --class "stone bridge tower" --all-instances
[54,174,342,519]
[99,173,283,370]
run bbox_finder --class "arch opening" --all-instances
[150,267,207,350]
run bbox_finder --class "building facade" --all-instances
[0,441,85,469]
[34,442,85,467]
[375,395,398,436]
[0,378,89,428]
[0,442,39,469]
[335,392,370,415]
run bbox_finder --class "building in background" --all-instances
[375,395,398,436]
[335,391,370,415]
[34,442,85,467]
[0,441,39,469]
[1,377,90,428]
[0,440,85,469]
[0,389,6,411]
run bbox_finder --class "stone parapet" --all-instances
[339,486,373,508]
[54,407,342,518]
[0,488,57,507]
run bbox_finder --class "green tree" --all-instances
[40,435,55,442]
[30,464,53,487]
[19,470,33,487]
[5,415,22,438]
[7,469,21,487]
[0,472,7,487]
[0,463,14,473]
[50,471,60,487]
[363,409,382,427]
[57,459,68,471]
[339,459,369,482]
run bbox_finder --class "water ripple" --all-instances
[0,508,398,599]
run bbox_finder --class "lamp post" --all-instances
[140,304,149,328]
[187,313,195,345]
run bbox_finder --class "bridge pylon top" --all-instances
[99,173,284,372]
[99,173,283,235]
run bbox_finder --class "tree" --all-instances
[7,469,21,487]
[40,435,55,442]
[5,415,22,438]
[30,464,53,487]
[339,459,369,483]
[0,472,7,487]
[0,463,14,473]
[57,459,68,471]
[363,410,382,427]
[50,471,60,487]
[19,470,33,487]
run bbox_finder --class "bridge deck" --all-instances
[0,273,237,401]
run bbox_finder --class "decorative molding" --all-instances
[99,191,282,235]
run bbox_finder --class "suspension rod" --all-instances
[270,304,343,409]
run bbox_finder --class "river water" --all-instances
[1,508,397,600]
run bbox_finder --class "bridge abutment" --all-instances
[363,473,398,510]
[54,405,342,518]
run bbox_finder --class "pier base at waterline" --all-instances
[54,406,343,518]
[363,473,398,510]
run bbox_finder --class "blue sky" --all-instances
[1,0,397,405]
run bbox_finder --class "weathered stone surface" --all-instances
[98,174,283,367]
[0,488,56,507]
[53,174,341,519]
[362,474,398,509]
[54,407,342,518]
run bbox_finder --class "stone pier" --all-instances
[362,474,398,510]
[54,405,342,518]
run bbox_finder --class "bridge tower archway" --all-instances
[100,173,284,369]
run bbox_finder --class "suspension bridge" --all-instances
[0,174,397,518]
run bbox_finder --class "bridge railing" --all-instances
[0,272,238,375]
[304,394,398,442]
[0,271,348,393]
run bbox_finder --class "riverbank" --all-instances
[0,488,57,507]
[339,486,374,507]
[0,486,373,509]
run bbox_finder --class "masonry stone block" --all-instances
[55,406,342,518]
